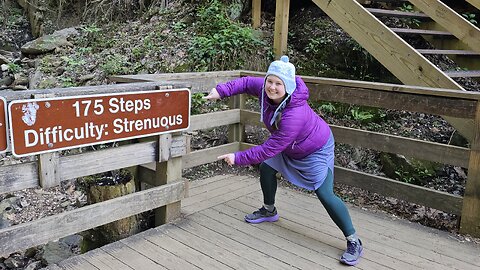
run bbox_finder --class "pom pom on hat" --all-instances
[265,55,296,95]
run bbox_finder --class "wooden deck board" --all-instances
[49,174,480,270]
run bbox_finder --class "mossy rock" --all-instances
[379,153,441,185]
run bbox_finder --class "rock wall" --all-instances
[16,0,45,37]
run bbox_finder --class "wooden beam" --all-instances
[0,162,38,195]
[239,71,480,100]
[460,102,480,238]
[240,110,470,167]
[273,0,290,58]
[409,0,480,53]
[311,0,475,141]
[38,152,60,188]
[252,0,261,28]
[0,181,185,257]
[228,95,246,143]
[190,109,240,131]
[466,0,480,10]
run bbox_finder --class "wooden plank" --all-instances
[182,142,240,169]
[334,166,463,215]
[0,181,185,257]
[330,125,470,167]
[182,176,258,215]
[223,200,419,270]
[38,152,60,188]
[101,241,166,269]
[59,135,186,181]
[417,49,480,56]
[460,102,480,238]
[121,230,201,270]
[307,84,477,119]
[154,144,183,225]
[166,223,262,269]
[0,162,38,195]
[366,7,430,19]
[445,70,480,78]
[1,82,176,102]
[195,210,328,269]
[239,70,480,100]
[466,0,480,10]
[56,256,99,270]
[109,71,240,93]
[240,111,470,167]
[176,218,296,270]
[228,95,245,143]
[145,225,230,270]
[79,248,133,270]
[252,0,261,28]
[391,27,454,37]
[273,0,290,58]
[409,0,480,53]
[190,109,240,131]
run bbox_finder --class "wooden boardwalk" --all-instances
[47,174,480,270]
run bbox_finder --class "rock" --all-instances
[24,261,42,270]
[0,55,10,65]
[0,197,20,213]
[4,256,26,269]
[20,28,76,55]
[0,64,8,71]
[12,85,28,90]
[29,69,43,89]
[42,241,74,265]
[0,76,13,87]
[14,73,29,85]
[78,74,95,82]
[0,215,12,229]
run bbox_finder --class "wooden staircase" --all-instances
[311,0,480,142]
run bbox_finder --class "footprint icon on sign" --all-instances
[22,102,40,126]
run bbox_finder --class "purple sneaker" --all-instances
[340,239,363,266]
[244,206,279,223]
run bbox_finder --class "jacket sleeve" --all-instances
[216,76,264,98]
[234,109,304,165]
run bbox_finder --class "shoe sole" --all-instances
[245,214,279,224]
[340,248,363,266]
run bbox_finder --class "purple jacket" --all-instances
[216,76,331,166]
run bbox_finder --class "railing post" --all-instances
[460,101,480,237]
[273,0,290,58]
[252,0,261,28]
[33,93,61,188]
[154,133,183,225]
[228,94,246,143]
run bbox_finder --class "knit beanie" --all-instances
[260,55,297,126]
[265,55,296,95]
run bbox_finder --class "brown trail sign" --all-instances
[0,97,7,154]
[8,89,190,157]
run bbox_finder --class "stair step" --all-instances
[391,28,454,37]
[445,70,480,78]
[417,49,480,56]
[366,8,430,20]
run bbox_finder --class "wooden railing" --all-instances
[2,70,480,257]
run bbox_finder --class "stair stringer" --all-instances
[311,0,474,142]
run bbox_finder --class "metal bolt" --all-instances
[165,93,170,97]
[47,143,53,148]
[45,102,51,108]
[166,125,169,129]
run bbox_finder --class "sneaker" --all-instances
[244,206,279,224]
[340,239,363,266]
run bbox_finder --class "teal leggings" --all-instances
[260,162,355,237]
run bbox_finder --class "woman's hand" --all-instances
[218,153,235,166]
[203,88,221,100]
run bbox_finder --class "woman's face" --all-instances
[265,75,286,104]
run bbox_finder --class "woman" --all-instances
[204,56,363,266]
